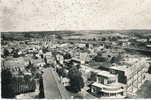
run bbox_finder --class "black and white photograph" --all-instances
[1,0,151,99]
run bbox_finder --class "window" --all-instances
[120,92,123,96]
[91,87,96,93]
[107,79,116,84]
[110,93,116,96]
[104,79,108,84]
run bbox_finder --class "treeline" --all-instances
[1,32,63,41]
[148,64,151,74]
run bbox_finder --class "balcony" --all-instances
[91,82,125,94]
[102,87,124,93]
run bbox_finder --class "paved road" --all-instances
[42,67,95,99]
[42,68,61,99]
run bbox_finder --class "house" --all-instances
[44,52,53,64]
[146,44,151,48]
[56,53,64,65]
[77,43,86,48]
[80,52,89,64]
[61,77,70,87]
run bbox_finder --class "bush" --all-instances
[68,67,84,93]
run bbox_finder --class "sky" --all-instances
[0,0,151,31]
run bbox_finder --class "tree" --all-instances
[25,60,37,74]
[12,49,19,58]
[32,53,38,59]
[56,68,67,77]
[42,47,49,53]
[93,38,96,41]
[25,60,32,70]
[102,37,106,41]
[86,43,89,48]
[110,56,120,64]
[2,69,15,98]
[112,37,118,41]
[24,33,31,38]
[68,67,84,93]
[1,33,5,40]
[3,48,9,57]
[64,53,71,59]
[44,56,48,65]
[64,60,73,69]
[56,34,63,39]
[89,72,97,81]
[39,77,44,98]
[93,53,107,62]
[75,63,81,69]
[148,64,151,74]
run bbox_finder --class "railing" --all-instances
[93,82,124,93]
[102,88,124,93]
[102,87,123,91]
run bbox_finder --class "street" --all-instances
[42,68,62,99]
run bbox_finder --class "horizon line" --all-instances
[1,29,151,33]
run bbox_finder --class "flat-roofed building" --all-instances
[80,65,126,98]
[90,70,126,98]
[80,54,150,98]
[110,56,150,96]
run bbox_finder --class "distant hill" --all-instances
[1,29,151,40]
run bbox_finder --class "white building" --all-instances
[110,56,150,96]
[80,55,150,98]
[80,52,88,64]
